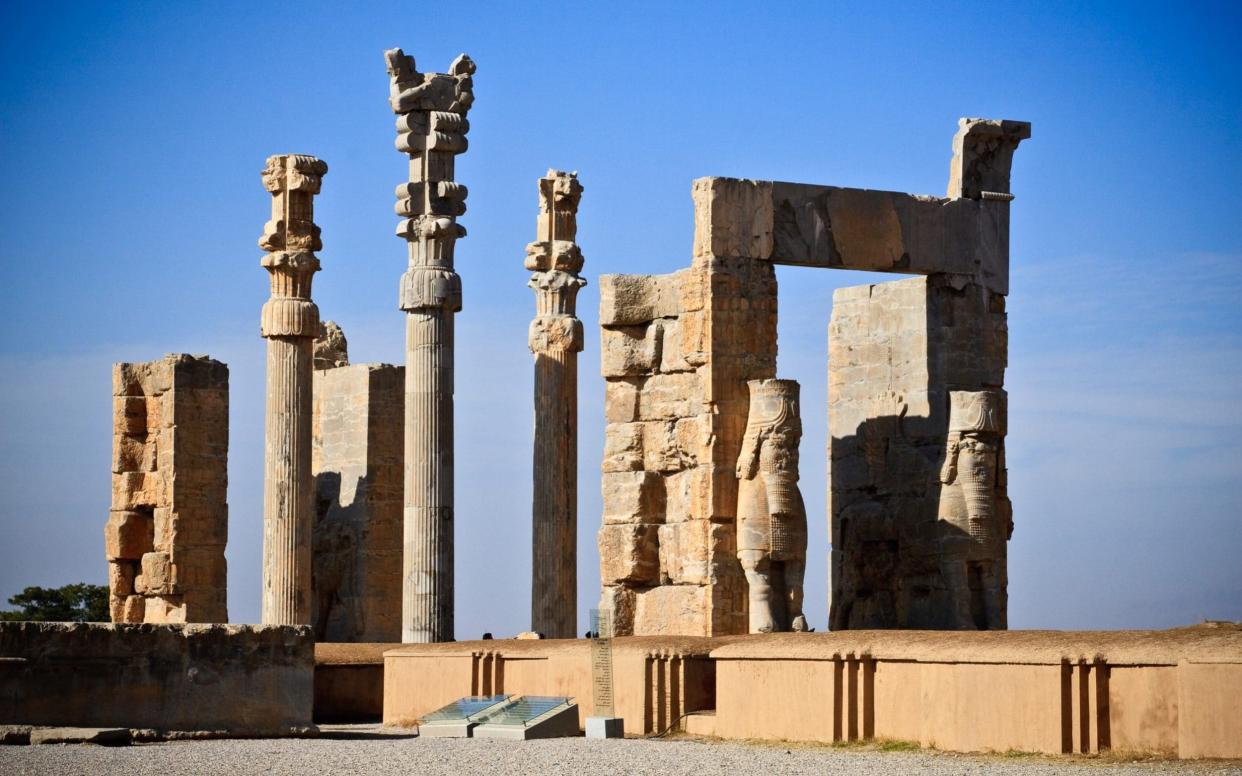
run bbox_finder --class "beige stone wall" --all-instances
[382,637,717,732]
[709,629,1242,759]
[599,253,776,636]
[828,275,1009,629]
[312,363,404,642]
[106,354,228,624]
[0,622,312,734]
[378,629,1242,759]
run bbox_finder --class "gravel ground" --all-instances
[2,728,1239,776]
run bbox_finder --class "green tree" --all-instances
[0,583,110,622]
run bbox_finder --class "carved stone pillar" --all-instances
[385,48,475,643]
[259,154,327,625]
[526,170,586,638]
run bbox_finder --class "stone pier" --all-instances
[311,323,405,642]
[385,48,476,643]
[526,170,586,638]
[259,153,328,626]
[107,354,229,623]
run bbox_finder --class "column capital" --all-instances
[260,154,325,340]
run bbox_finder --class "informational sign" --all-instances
[589,608,615,717]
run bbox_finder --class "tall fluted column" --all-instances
[259,154,328,625]
[527,171,586,638]
[385,48,476,643]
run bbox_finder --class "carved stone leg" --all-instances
[403,310,454,644]
[739,549,776,633]
[783,558,806,629]
[262,337,314,624]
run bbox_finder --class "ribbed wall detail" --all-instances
[261,336,314,624]
[403,311,454,643]
[531,347,578,638]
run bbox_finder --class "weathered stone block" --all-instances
[693,177,774,260]
[137,552,173,595]
[637,372,702,420]
[633,585,712,636]
[602,470,664,524]
[0,623,313,734]
[601,324,661,377]
[602,423,644,472]
[104,510,153,561]
[657,520,729,586]
[143,595,186,624]
[604,379,640,423]
[663,465,712,523]
[598,524,659,585]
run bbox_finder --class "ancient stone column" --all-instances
[259,153,328,625]
[385,48,475,643]
[526,170,586,638]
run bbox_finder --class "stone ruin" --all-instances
[599,118,1030,636]
[107,354,228,623]
[386,48,476,643]
[311,323,405,642]
[527,170,587,639]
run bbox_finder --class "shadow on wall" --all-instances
[313,470,364,642]
[828,276,1011,632]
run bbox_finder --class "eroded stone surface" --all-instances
[736,379,809,633]
[0,623,312,735]
[528,171,586,639]
[386,48,475,644]
[260,153,327,626]
[108,355,228,624]
[828,276,1010,630]
[312,363,404,642]
[599,117,1026,635]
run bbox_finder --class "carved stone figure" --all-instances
[937,389,1011,629]
[386,48,475,643]
[527,170,586,639]
[259,153,327,626]
[736,379,809,633]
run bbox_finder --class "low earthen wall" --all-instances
[383,637,719,733]
[0,622,313,735]
[314,642,391,722]
[711,630,1242,759]
[381,629,1240,758]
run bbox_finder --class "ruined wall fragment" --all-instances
[312,360,404,642]
[107,354,228,623]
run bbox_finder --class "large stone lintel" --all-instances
[693,177,1012,295]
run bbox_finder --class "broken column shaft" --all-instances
[259,153,328,625]
[527,171,586,638]
[385,48,476,643]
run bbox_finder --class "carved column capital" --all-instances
[260,154,326,339]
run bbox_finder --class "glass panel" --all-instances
[420,694,511,723]
[473,696,572,727]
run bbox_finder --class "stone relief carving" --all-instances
[736,379,809,633]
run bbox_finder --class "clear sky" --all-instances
[1,1,1238,635]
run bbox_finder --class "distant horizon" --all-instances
[1,2,1238,635]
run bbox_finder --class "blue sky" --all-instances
[1,1,1238,634]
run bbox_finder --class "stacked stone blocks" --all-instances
[107,354,228,623]
[599,219,777,635]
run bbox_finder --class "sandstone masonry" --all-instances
[311,330,404,642]
[107,354,228,623]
